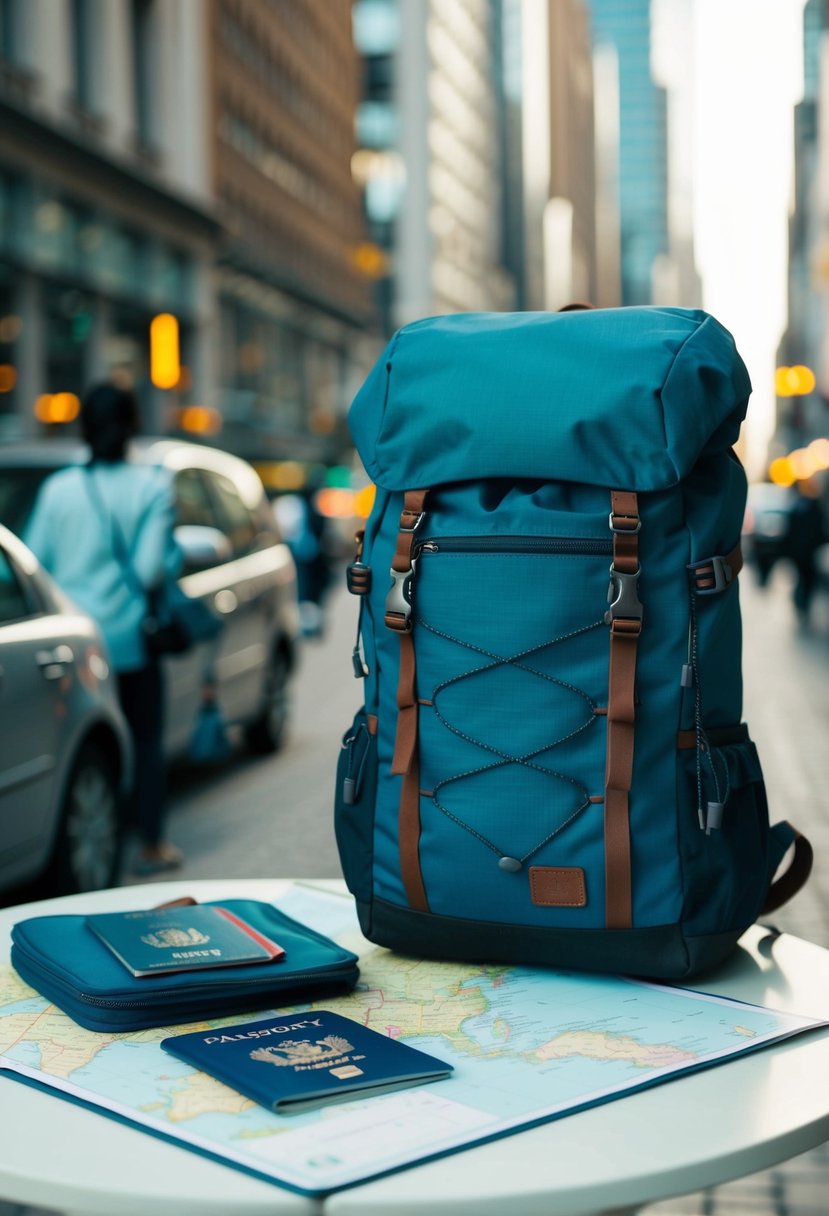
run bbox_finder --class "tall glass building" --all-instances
[585,0,668,305]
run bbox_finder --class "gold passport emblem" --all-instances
[140,927,211,949]
[250,1035,355,1070]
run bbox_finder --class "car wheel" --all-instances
[47,741,122,894]
[245,650,290,755]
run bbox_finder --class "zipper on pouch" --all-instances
[417,535,613,557]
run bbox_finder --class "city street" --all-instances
[138,577,364,887]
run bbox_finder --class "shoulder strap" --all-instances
[762,824,813,914]
[83,467,145,599]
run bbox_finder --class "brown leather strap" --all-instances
[386,489,429,911]
[384,489,428,631]
[604,490,641,929]
[391,630,417,774]
[762,830,813,914]
[400,756,429,910]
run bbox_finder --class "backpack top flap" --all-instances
[349,307,751,493]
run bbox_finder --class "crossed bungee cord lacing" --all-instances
[415,612,607,869]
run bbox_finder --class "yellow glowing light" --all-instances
[775,365,816,397]
[791,365,816,394]
[150,313,181,389]
[353,483,376,519]
[788,447,817,479]
[315,487,356,519]
[179,405,222,435]
[807,437,829,470]
[255,461,307,492]
[768,457,796,487]
[0,364,17,393]
[351,242,389,279]
[34,392,81,424]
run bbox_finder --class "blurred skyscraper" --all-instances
[210,0,376,465]
[352,0,626,327]
[353,0,514,333]
[584,0,669,305]
[520,0,600,310]
[0,0,376,464]
[0,0,216,436]
[777,0,827,457]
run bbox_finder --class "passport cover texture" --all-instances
[161,1009,453,1112]
[86,905,285,976]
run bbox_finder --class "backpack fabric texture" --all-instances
[335,307,812,980]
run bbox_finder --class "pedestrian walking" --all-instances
[784,479,827,625]
[25,382,184,874]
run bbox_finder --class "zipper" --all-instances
[13,949,356,1010]
[417,535,613,557]
[74,967,356,1010]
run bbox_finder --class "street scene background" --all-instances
[1,1,829,1214]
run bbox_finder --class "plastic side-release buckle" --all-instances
[605,566,643,626]
[385,563,416,632]
[688,555,734,595]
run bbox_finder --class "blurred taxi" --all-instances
[0,438,300,761]
[0,522,131,896]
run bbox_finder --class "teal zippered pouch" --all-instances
[10,899,360,1032]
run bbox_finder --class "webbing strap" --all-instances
[387,489,429,911]
[604,490,641,929]
[762,828,813,914]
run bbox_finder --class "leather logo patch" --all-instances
[529,867,587,908]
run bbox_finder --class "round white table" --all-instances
[0,878,827,1216]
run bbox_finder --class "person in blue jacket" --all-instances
[25,383,184,875]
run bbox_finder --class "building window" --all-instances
[0,0,19,61]
[131,0,157,150]
[70,0,98,113]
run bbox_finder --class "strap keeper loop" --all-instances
[399,510,426,533]
[609,512,641,534]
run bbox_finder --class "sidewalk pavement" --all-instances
[2,564,827,1216]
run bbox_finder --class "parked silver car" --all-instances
[0,522,132,896]
[0,438,301,762]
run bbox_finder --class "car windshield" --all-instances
[0,467,58,536]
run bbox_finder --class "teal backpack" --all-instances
[336,307,812,979]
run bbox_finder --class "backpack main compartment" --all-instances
[335,308,808,979]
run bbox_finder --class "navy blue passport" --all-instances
[161,1010,453,1113]
[87,905,285,977]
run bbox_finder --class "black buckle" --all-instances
[605,566,643,624]
[688,556,733,595]
[346,561,372,595]
[385,564,416,631]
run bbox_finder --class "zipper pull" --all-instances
[705,802,724,834]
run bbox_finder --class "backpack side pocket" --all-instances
[334,709,378,903]
[677,726,770,937]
